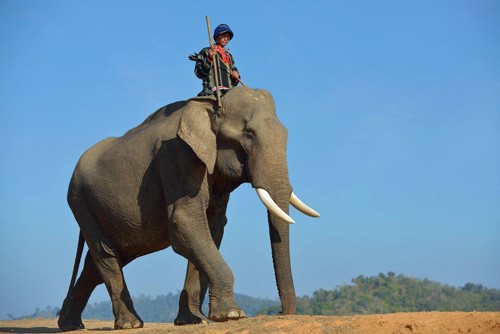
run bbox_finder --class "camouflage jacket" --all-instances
[194,46,239,95]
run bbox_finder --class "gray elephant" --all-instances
[58,87,319,331]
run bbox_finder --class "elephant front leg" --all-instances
[174,261,210,325]
[175,200,232,325]
[169,201,246,322]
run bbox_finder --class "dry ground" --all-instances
[1,312,499,334]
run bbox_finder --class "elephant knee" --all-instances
[168,218,194,257]
[170,235,188,257]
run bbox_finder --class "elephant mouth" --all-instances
[255,188,320,224]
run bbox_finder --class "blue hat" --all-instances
[213,24,234,41]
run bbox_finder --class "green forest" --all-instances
[10,273,500,322]
[261,272,500,315]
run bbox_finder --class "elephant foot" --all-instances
[114,313,144,330]
[208,299,246,322]
[58,315,85,332]
[174,309,209,326]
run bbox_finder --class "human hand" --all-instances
[231,70,240,80]
[208,45,217,61]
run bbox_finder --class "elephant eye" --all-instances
[243,130,255,141]
[240,131,256,153]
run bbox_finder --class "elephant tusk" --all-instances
[255,188,295,224]
[290,192,321,218]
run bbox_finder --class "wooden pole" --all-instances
[205,16,222,108]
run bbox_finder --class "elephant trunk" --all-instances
[267,182,296,314]
[248,110,296,314]
[252,157,296,313]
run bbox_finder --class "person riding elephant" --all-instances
[189,24,241,96]
[57,87,319,331]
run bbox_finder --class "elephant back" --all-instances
[126,100,189,136]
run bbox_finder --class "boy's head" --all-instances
[214,24,234,44]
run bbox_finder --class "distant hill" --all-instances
[8,273,500,321]
[262,272,500,315]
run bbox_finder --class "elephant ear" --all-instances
[177,102,217,174]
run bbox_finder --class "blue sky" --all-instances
[1,0,499,319]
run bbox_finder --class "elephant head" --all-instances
[177,86,320,314]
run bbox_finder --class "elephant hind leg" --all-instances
[58,252,102,331]
[71,206,143,330]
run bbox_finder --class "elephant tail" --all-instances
[67,231,85,294]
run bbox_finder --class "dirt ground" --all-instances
[0,313,499,334]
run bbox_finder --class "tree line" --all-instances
[9,272,500,321]
[262,272,500,315]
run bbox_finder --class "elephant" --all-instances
[57,86,320,331]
